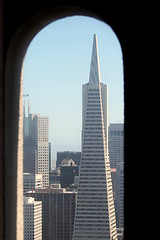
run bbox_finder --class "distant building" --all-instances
[24,197,42,240]
[116,162,124,228]
[56,151,81,168]
[60,158,76,167]
[66,176,79,192]
[49,168,60,185]
[108,123,124,229]
[60,159,79,188]
[26,185,77,240]
[23,173,42,195]
[111,168,116,201]
[23,137,36,174]
[49,142,51,176]
[33,115,49,188]
[117,228,124,240]
[108,123,124,168]
[23,99,49,189]
[23,101,36,174]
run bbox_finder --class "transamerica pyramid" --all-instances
[72,34,117,240]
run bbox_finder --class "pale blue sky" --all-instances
[23,16,124,166]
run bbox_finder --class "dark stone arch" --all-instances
[1,1,131,240]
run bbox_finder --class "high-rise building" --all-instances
[33,115,49,188]
[60,159,79,188]
[108,123,124,169]
[49,168,61,184]
[72,35,117,240]
[23,96,30,137]
[116,162,124,228]
[24,197,42,240]
[23,173,42,195]
[49,142,51,175]
[23,136,36,174]
[108,123,124,227]
[56,151,82,168]
[26,185,77,240]
[23,99,36,174]
[111,168,116,201]
[23,99,49,189]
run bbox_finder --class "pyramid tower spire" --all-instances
[89,34,101,85]
[72,35,117,240]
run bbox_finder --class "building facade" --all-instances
[23,100,36,174]
[23,173,42,195]
[116,162,124,228]
[23,100,49,189]
[49,142,51,175]
[108,123,124,227]
[33,115,49,188]
[72,35,117,240]
[24,197,42,240]
[60,159,79,188]
[56,151,82,168]
[27,186,77,240]
[108,123,124,169]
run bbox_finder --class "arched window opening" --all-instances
[22,16,124,240]
[3,6,126,238]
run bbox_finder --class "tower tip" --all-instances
[89,34,101,85]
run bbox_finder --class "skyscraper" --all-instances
[23,173,42,195]
[33,115,49,188]
[72,35,117,240]
[24,197,42,240]
[60,159,79,188]
[108,123,124,169]
[116,161,124,228]
[108,123,124,227]
[23,98,49,189]
[23,99,36,174]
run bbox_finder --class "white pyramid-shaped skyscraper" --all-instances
[72,35,117,240]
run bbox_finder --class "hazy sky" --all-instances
[23,16,124,166]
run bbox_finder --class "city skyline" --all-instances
[23,16,124,167]
[23,32,123,239]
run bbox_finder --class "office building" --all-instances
[116,162,124,228]
[72,34,117,240]
[33,115,49,188]
[24,197,42,240]
[23,99,49,189]
[56,151,81,168]
[26,185,77,240]
[49,168,60,184]
[60,159,79,188]
[49,142,51,175]
[111,168,116,201]
[117,228,124,240]
[23,96,30,137]
[23,173,42,195]
[108,123,124,227]
[108,123,124,168]
[23,99,36,174]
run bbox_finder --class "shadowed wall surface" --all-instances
[0,1,141,239]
